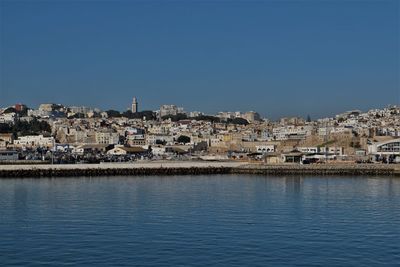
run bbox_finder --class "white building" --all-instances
[28,109,51,118]
[217,112,235,121]
[146,134,173,145]
[297,146,344,156]
[273,126,313,140]
[0,113,16,123]
[318,127,351,136]
[189,111,204,118]
[368,138,400,155]
[322,147,344,156]
[259,130,273,141]
[297,147,319,154]
[68,106,93,116]
[39,104,57,112]
[14,135,54,148]
[256,145,276,153]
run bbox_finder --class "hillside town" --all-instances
[0,98,399,164]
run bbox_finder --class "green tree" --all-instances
[228,118,249,125]
[139,110,157,120]
[162,113,188,121]
[122,110,156,120]
[191,115,220,123]
[105,110,122,118]
[92,112,101,118]
[9,118,51,137]
[0,123,12,133]
[177,135,191,144]
[3,107,17,114]
[155,139,167,145]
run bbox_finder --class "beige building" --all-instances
[242,111,261,123]
[0,133,13,149]
[95,132,120,145]
[107,146,146,155]
[264,153,282,164]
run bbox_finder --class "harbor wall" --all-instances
[1,162,399,177]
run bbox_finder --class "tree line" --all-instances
[0,118,52,137]
[105,110,157,120]
[161,113,249,125]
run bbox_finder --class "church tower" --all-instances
[131,97,138,113]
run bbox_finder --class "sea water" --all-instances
[1,175,399,266]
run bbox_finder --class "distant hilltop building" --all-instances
[279,117,305,126]
[131,97,138,113]
[243,111,261,123]
[160,105,178,118]
[14,103,27,112]
[217,111,261,122]
[28,103,66,118]
[69,106,92,114]
[39,103,56,112]
[159,104,185,118]
[38,103,66,112]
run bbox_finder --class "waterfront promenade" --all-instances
[1,161,400,177]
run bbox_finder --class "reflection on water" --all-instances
[13,185,28,219]
[284,176,302,194]
[0,175,399,266]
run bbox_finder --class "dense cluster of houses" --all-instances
[1,103,399,163]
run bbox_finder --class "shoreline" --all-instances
[1,161,400,177]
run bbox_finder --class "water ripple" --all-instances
[0,175,399,266]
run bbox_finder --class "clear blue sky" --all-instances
[1,0,399,119]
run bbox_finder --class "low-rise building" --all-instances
[0,133,14,148]
[106,146,147,155]
[73,144,109,154]
[0,150,19,161]
[95,131,120,145]
[14,135,54,148]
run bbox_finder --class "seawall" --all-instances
[1,161,400,178]
[235,164,400,176]
[0,162,241,178]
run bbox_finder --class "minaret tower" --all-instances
[131,97,138,113]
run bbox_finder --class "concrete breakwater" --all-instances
[0,166,234,178]
[235,164,400,176]
[0,162,243,178]
[0,162,399,178]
